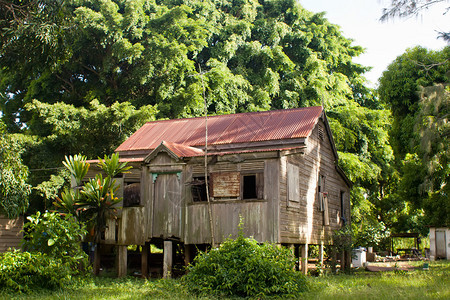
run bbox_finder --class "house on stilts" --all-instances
[87,106,352,277]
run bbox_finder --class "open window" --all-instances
[123,182,141,207]
[191,176,209,202]
[242,173,263,200]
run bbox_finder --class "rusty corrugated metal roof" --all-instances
[162,141,205,158]
[116,106,323,153]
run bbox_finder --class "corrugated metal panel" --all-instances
[211,172,240,198]
[116,106,323,153]
[163,141,204,158]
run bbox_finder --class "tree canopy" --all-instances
[378,46,449,230]
[0,0,395,237]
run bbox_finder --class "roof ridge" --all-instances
[144,106,323,125]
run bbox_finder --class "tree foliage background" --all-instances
[378,46,449,232]
[1,0,442,245]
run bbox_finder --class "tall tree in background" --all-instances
[0,0,393,239]
[415,84,449,226]
[378,46,449,233]
[378,46,449,160]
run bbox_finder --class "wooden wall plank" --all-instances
[0,215,23,252]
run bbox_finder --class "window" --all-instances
[123,183,140,207]
[242,173,263,200]
[191,176,209,202]
[192,171,264,201]
[212,172,240,198]
[243,175,257,199]
[287,163,300,207]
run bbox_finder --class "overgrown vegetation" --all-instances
[0,261,448,299]
[183,231,308,297]
[0,250,72,293]
[22,211,88,272]
[54,153,131,274]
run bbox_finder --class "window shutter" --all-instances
[287,163,300,202]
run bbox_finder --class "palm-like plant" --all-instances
[79,174,122,244]
[97,153,131,178]
[62,154,90,186]
[54,153,130,274]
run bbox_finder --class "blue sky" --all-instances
[300,0,449,87]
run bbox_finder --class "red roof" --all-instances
[161,141,205,158]
[116,106,323,153]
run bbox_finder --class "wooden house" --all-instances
[0,215,24,252]
[90,106,352,277]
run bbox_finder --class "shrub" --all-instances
[183,233,308,297]
[0,250,71,292]
[22,211,88,272]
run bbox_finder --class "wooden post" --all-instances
[340,251,345,271]
[141,242,150,278]
[331,248,337,274]
[117,245,127,278]
[93,244,101,275]
[294,245,300,271]
[288,244,295,270]
[300,244,308,275]
[319,242,324,267]
[184,244,192,267]
[345,250,351,271]
[163,241,173,278]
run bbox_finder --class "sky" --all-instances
[300,0,449,87]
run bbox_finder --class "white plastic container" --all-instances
[352,247,367,268]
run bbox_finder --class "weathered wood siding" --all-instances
[118,207,146,245]
[279,119,350,245]
[146,152,184,240]
[0,215,23,252]
[184,158,279,244]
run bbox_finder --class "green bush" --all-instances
[22,211,88,272]
[183,233,308,297]
[0,250,71,292]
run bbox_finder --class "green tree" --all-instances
[378,46,449,159]
[1,0,393,241]
[378,47,449,233]
[1,0,369,124]
[22,100,156,212]
[0,121,31,218]
[415,84,449,226]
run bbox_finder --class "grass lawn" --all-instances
[1,261,448,299]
